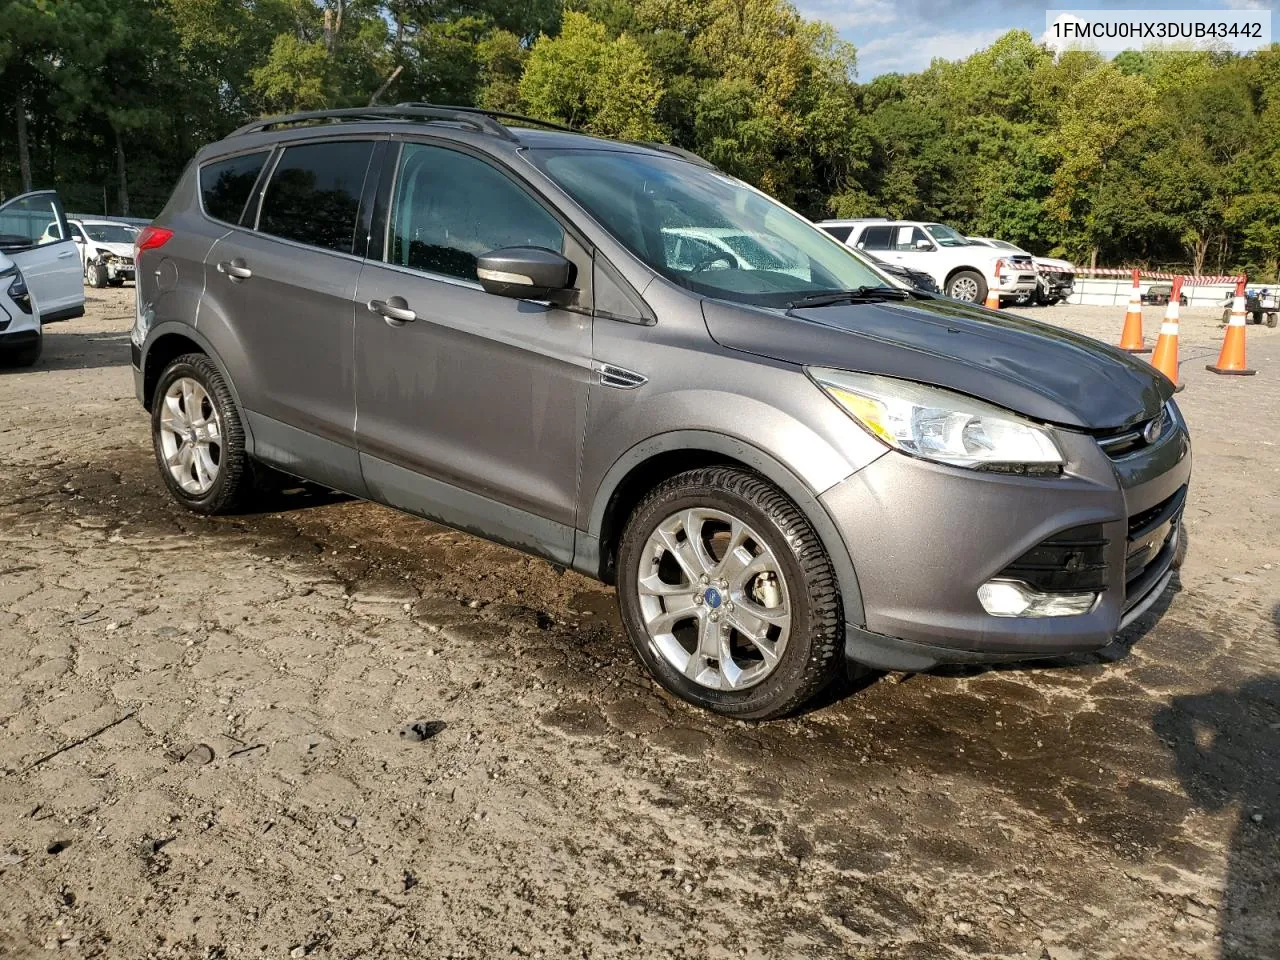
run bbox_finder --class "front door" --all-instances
[202,138,378,495]
[0,191,84,320]
[354,141,593,564]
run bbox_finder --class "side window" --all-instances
[891,226,922,252]
[259,141,375,253]
[859,225,892,250]
[822,225,852,243]
[0,192,67,251]
[200,150,270,225]
[388,143,564,282]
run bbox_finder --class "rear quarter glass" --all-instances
[199,151,271,225]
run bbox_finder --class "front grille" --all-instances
[1097,405,1174,460]
[999,523,1109,593]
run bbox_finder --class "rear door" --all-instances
[352,140,593,563]
[201,137,379,496]
[0,191,84,320]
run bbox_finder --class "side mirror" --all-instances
[915,238,934,251]
[477,246,574,301]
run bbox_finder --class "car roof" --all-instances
[203,105,712,171]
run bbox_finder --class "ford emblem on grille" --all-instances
[1143,411,1165,444]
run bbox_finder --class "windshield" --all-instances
[530,149,887,307]
[83,223,137,244]
[924,223,972,248]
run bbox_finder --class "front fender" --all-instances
[578,427,868,628]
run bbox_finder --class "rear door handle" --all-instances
[217,259,252,280]
[367,296,416,325]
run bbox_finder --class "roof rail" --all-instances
[228,105,518,141]
[629,141,717,169]
[395,103,580,135]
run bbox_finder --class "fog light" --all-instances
[977,580,1098,618]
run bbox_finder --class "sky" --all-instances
[794,0,1277,79]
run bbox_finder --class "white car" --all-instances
[968,237,1075,306]
[818,219,1038,303]
[40,217,139,288]
[0,191,83,354]
[0,249,41,366]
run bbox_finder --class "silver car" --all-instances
[131,105,1190,719]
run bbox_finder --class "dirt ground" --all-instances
[1,288,1277,960]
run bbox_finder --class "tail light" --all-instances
[134,226,173,260]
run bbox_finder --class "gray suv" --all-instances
[131,105,1191,720]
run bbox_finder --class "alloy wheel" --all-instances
[636,507,792,691]
[950,276,979,301]
[158,376,222,495]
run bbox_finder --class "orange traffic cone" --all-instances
[1149,276,1183,389]
[984,261,1001,309]
[1207,279,1256,376]
[1118,268,1150,353]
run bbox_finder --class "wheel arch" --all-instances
[575,430,866,627]
[944,264,985,287]
[140,323,256,456]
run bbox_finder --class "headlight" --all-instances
[809,368,1063,471]
[2,265,31,314]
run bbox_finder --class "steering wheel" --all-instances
[690,250,742,273]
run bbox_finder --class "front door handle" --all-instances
[217,259,253,281]
[367,296,416,325]
[57,250,76,259]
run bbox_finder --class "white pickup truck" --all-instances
[817,219,1038,304]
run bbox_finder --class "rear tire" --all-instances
[947,269,987,303]
[617,467,843,721]
[150,353,255,515]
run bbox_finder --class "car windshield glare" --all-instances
[924,223,972,248]
[531,149,887,307]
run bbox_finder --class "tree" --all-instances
[520,12,665,140]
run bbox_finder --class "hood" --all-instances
[702,296,1171,431]
[90,242,134,258]
[1034,256,1075,272]
[0,250,12,273]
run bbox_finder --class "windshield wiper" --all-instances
[786,286,914,308]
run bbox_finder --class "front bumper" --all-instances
[822,412,1191,670]
[993,274,1038,294]
[0,328,41,353]
[0,297,41,344]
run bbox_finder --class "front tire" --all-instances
[617,467,843,721]
[150,353,254,515]
[87,262,108,288]
[947,269,987,303]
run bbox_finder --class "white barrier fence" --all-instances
[1065,277,1246,308]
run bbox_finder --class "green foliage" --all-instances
[0,0,1275,278]
[520,12,663,139]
